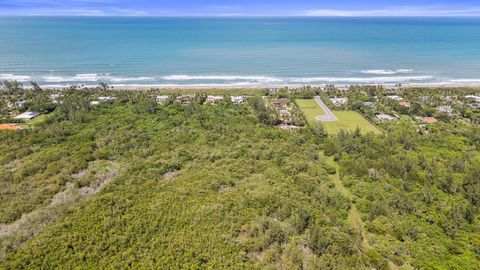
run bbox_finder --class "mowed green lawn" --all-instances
[296,99,379,134]
[295,99,325,121]
[326,111,380,134]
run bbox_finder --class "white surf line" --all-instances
[314,96,337,122]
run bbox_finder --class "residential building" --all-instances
[0,124,22,131]
[375,114,395,122]
[271,98,289,109]
[176,95,195,104]
[386,95,403,101]
[14,111,40,120]
[15,100,27,108]
[465,95,480,102]
[231,96,246,105]
[98,96,116,102]
[438,106,453,114]
[420,117,438,124]
[156,95,170,104]
[330,97,348,107]
[205,95,224,104]
[399,101,412,108]
[50,94,62,104]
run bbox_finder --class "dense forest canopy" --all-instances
[0,85,479,269]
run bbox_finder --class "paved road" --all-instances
[314,96,337,122]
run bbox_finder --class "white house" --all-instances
[375,114,395,122]
[231,96,246,105]
[14,111,40,120]
[98,96,116,102]
[330,97,348,107]
[15,100,27,108]
[438,106,453,115]
[50,94,62,104]
[386,95,403,101]
[156,95,170,104]
[205,95,224,104]
[90,101,100,106]
[465,95,480,102]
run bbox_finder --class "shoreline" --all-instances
[35,83,480,90]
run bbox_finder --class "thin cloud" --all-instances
[303,6,480,17]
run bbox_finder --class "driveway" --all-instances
[314,96,337,122]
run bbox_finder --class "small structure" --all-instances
[50,94,62,104]
[386,95,403,101]
[420,96,429,102]
[279,124,300,131]
[465,95,480,102]
[90,101,100,106]
[14,111,40,120]
[271,98,289,109]
[269,88,279,94]
[420,117,438,124]
[98,96,116,102]
[399,101,411,108]
[363,102,375,107]
[176,95,195,104]
[231,96,246,105]
[205,95,224,104]
[438,106,453,115]
[0,124,22,131]
[15,100,27,108]
[330,97,348,107]
[156,95,170,104]
[278,109,292,118]
[442,96,457,102]
[375,114,395,122]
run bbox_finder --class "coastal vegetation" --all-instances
[0,83,480,269]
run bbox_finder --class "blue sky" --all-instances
[1,0,480,16]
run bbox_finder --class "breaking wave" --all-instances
[42,74,154,83]
[161,75,283,83]
[360,69,413,75]
[0,74,31,82]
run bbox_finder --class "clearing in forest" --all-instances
[296,98,380,134]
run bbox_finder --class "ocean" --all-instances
[1,16,480,87]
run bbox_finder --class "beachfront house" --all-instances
[176,95,195,104]
[271,98,289,109]
[330,97,348,107]
[205,95,224,104]
[386,95,403,101]
[465,95,480,102]
[50,94,62,104]
[98,96,116,102]
[438,106,453,115]
[375,114,395,122]
[14,111,40,120]
[269,88,279,94]
[156,95,170,104]
[231,96,246,105]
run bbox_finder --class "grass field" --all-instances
[296,99,379,134]
[295,99,325,122]
[326,111,380,134]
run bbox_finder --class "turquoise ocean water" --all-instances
[0,16,480,87]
